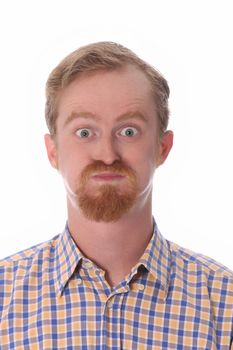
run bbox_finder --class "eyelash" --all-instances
[75,126,140,139]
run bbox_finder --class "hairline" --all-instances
[50,63,162,138]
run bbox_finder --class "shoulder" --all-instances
[168,239,233,278]
[0,234,60,275]
[167,240,233,330]
[0,234,61,321]
[168,240,233,277]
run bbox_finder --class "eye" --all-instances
[76,128,93,138]
[120,127,138,137]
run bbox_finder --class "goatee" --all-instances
[76,160,138,222]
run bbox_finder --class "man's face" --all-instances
[45,65,173,222]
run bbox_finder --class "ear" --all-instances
[157,130,173,166]
[44,134,59,169]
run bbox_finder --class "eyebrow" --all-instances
[64,110,148,126]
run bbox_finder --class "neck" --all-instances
[67,195,154,287]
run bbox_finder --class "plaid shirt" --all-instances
[0,219,233,349]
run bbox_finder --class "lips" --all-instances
[92,173,125,180]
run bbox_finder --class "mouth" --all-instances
[92,172,126,181]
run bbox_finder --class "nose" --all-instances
[92,135,121,165]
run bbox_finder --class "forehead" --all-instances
[56,65,156,125]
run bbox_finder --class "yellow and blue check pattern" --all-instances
[0,219,233,349]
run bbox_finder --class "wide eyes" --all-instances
[119,127,138,137]
[75,128,93,138]
[75,126,139,139]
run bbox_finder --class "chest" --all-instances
[0,280,228,350]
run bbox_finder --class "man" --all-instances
[0,42,232,349]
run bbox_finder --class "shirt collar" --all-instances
[134,218,171,298]
[54,223,83,296]
[54,217,171,297]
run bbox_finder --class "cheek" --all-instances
[133,155,156,189]
[57,148,84,186]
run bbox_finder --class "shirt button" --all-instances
[107,300,114,308]
[83,261,93,269]
[77,278,82,285]
[138,284,145,291]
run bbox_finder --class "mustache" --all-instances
[80,160,137,182]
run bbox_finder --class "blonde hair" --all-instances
[45,41,170,136]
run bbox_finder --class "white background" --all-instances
[0,1,232,269]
